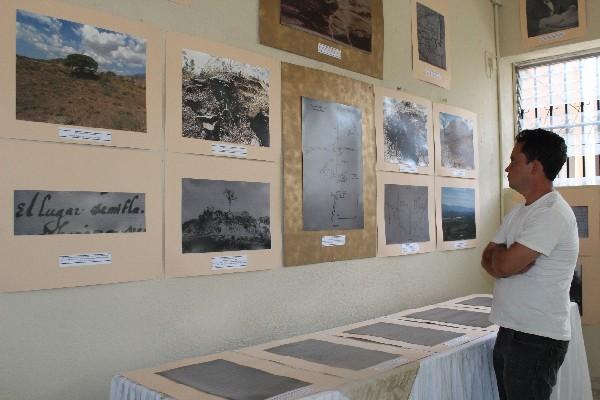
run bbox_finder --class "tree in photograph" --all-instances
[223,188,238,212]
[64,53,98,77]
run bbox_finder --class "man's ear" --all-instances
[531,159,545,177]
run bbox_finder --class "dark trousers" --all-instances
[493,327,569,400]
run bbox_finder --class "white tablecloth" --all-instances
[110,303,592,400]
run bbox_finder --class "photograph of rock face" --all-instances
[384,184,430,244]
[181,49,270,146]
[301,96,364,231]
[14,190,146,235]
[15,9,147,131]
[416,2,446,70]
[280,0,372,52]
[439,112,474,170]
[441,187,476,241]
[525,0,579,37]
[181,178,271,253]
[383,97,429,168]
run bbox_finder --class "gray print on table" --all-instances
[345,322,463,347]
[302,97,363,231]
[441,187,476,242]
[181,178,270,253]
[417,2,446,70]
[439,112,474,170]
[404,307,493,328]
[181,49,270,146]
[384,184,429,244]
[14,190,145,235]
[457,296,493,308]
[383,97,429,168]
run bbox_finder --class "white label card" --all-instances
[399,164,418,173]
[373,356,410,371]
[425,69,442,79]
[444,335,471,348]
[454,240,468,249]
[59,252,112,267]
[317,43,342,59]
[539,31,565,42]
[59,128,111,142]
[452,169,466,177]
[321,235,346,247]
[211,144,248,158]
[401,242,420,254]
[211,255,248,270]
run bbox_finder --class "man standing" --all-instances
[481,129,578,400]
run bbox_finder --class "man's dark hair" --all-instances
[515,128,567,181]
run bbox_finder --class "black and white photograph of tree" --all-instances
[181,178,271,253]
[383,97,429,168]
[280,0,373,52]
[439,112,474,170]
[526,0,579,37]
[181,49,270,146]
[416,2,446,70]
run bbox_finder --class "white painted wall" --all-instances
[0,1,500,399]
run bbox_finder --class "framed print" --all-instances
[123,351,344,400]
[387,304,497,332]
[520,0,586,48]
[0,140,162,293]
[576,256,600,325]
[326,317,489,353]
[556,186,599,257]
[411,0,450,88]
[259,0,384,79]
[435,177,479,251]
[165,32,281,162]
[375,87,434,175]
[165,153,281,277]
[281,63,376,266]
[376,172,436,257]
[433,103,478,179]
[0,0,163,149]
[237,332,426,380]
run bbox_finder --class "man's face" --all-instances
[505,142,532,192]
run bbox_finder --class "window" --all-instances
[516,53,600,186]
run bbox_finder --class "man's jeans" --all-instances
[493,327,569,400]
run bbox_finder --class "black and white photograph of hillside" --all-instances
[416,2,446,70]
[441,187,476,242]
[280,0,373,52]
[383,97,429,168]
[181,178,271,253]
[439,112,474,170]
[526,0,579,37]
[181,49,270,146]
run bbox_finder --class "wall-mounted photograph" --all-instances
[15,9,147,132]
[384,184,430,245]
[520,0,586,48]
[181,178,271,253]
[280,0,372,53]
[383,97,429,169]
[441,187,476,242]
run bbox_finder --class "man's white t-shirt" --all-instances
[490,190,578,340]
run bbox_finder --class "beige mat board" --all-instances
[519,0,586,49]
[259,0,384,79]
[433,103,478,179]
[0,0,163,150]
[412,0,450,89]
[165,31,281,162]
[281,63,376,266]
[374,87,434,175]
[165,153,281,277]
[557,186,599,257]
[123,351,344,400]
[377,172,436,257]
[0,140,162,293]
[435,177,479,251]
[579,256,600,325]
[387,304,498,332]
[237,332,427,380]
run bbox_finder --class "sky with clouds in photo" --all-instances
[16,9,146,76]
[442,187,475,210]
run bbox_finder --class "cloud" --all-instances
[78,24,146,72]
[17,10,62,32]
[16,20,76,58]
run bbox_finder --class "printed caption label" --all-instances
[317,43,342,59]
[322,234,346,247]
[444,335,471,348]
[401,243,420,254]
[540,31,565,42]
[425,69,442,79]
[266,386,313,400]
[373,356,410,371]
[452,169,466,177]
[211,255,248,271]
[59,128,111,142]
[59,252,112,267]
[399,164,418,173]
[211,143,248,158]
[454,240,468,249]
